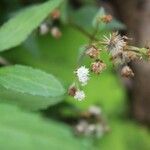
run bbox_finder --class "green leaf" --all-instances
[0,0,63,52]
[0,65,65,110]
[60,0,69,24]
[0,103,90,150]
[71,6,98,32]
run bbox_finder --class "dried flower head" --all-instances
[85,45,100,59]
[51,9,60,20]
[101,15,112,23]
[39,23,49,35]
[110,51,123,65]
[91,60,106,74]
[76,66,90,86]
[51,27,62,39]
[68,85,77,96]
[103,32,126,57]
[123,51,138,61]
[74,90,85,101]
[121,66,134,78]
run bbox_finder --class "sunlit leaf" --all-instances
[0,0,63,52]
[0,103,90,150]
[0,65,65,110]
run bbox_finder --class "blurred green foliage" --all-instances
[0,103,91,150]
[0,65,65,110]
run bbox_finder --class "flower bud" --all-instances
[101,15,112,23]
[51,9,60,20]
[121,66,134,78]
[51,27,62,39]
[91,60,106,74]
[68,85,77,96]
[85,45,100,59]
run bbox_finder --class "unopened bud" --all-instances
[121,66,134,78]
[85,45,100,59]
[91,60,106,74]
[68,85,77,96]
[51,27,62,39]
[101,15,112,23]
[51,9,60,20]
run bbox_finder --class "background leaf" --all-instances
[0,0,63,52]
[0,103,91,150]
[92,7,106,30]
[71,6,98,33]
[0,65,65,110]
[96,119,150,150]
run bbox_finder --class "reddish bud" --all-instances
[68,86,77,97]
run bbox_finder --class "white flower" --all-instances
[76,66,89,86]
[103,32,126,57]
[39,23,49,35]
[74,90,85,101]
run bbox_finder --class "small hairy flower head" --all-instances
[103,32,126,56]
[86,45,100,59]
[76,66,90,86]
[74,90,85,101]
[51,27,62,39]
[91,60,106,74]
[101,15,112,23]
[121,66,134,78]
[123,51,138,61]
[51,9,60,20]
[68,85,77,96]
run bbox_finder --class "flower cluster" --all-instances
[68,11,150,101]
[102,32,146,77]
[39,9,62,39]
[68,44,106,101]
[74,105,109,137]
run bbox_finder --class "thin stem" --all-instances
[69,22,99,41]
